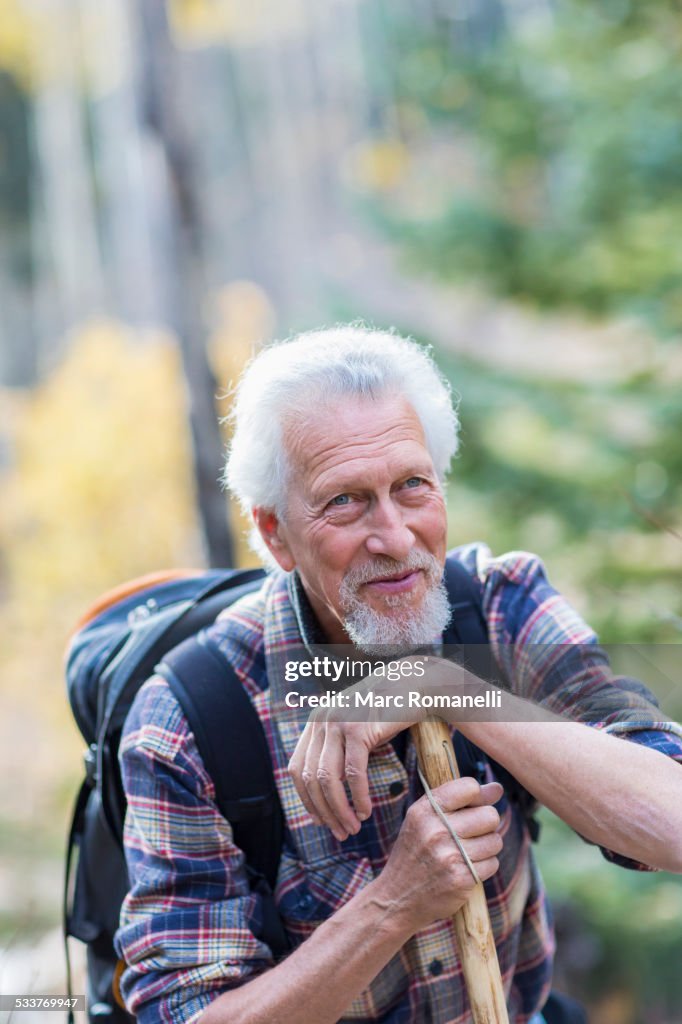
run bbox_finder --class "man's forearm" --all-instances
[198,876,413,1024]
[460,707,682,873]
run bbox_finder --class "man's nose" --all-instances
[364,498,415,561]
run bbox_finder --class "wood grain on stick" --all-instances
[411,717,509,1024]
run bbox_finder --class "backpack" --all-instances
[64,566,279,1022]
[63,557,537,1023]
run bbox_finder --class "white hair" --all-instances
[223,325,460,562]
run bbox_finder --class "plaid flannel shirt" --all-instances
[114,544,682,1023]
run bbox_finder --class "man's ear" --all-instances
[253,507,296,572]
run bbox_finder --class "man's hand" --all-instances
[200,774,504,1024]
[287,655,482,840]
[373,777,504,931]
[288,714,408,840]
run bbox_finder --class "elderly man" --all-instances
[115,326,682,1024]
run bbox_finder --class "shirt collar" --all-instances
[286,570,328,651]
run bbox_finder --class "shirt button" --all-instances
[428,959,443,977]
[389,780,404,797]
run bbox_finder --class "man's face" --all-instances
[255,393,449,646]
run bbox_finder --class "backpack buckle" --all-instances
[83,744,98,786]
[127,598,159,626]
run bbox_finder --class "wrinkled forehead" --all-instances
[281,392,431,492]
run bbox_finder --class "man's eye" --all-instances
[404,477,423,488]
[330,494,352,506]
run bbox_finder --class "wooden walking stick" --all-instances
[411,717,509,1024]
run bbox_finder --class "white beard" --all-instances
[339,552,451,655]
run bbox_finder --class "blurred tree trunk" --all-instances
[131,0,234,567]
[29,1,104,348]
[82,0,167,328]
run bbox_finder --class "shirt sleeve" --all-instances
[454,543,682,868]
[114,676,275,1024]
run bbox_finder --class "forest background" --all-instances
[0,2,680,1022]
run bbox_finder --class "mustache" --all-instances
[340,550,443,595]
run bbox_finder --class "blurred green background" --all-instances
[0,1,680,1021]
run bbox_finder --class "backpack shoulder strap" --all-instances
[442,554,488,645]
[442,555,490,683]
[440,553,541,840]
[157,636,289,956]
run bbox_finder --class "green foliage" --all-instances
[436,347,682,647]
[536,811,682,1017]
[369,0,682,334]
